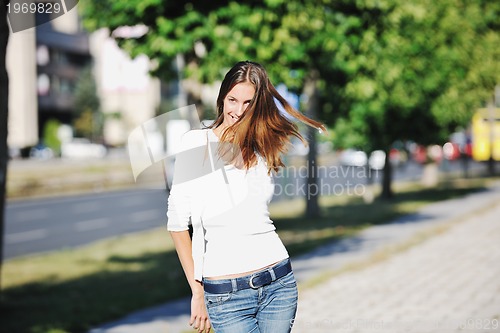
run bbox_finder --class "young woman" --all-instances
[167,61,325,333]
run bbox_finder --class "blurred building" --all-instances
[6,14,38,151]
[35,8,91,135]
[89,28,161,146]
[7,5,161,154]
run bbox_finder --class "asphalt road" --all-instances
[3,188,168,260]
[3,159,482,260]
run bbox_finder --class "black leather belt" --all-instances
[203,259,292,294]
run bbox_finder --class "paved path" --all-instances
[89,183,500,333]
[294,193,500,332]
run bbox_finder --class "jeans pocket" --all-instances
[204,292,232,309]
[277,271,297,288]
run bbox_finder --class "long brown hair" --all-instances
[209,61,326,173]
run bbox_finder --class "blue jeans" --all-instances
[203,266,298,332]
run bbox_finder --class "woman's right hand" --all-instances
[189,292,211,333]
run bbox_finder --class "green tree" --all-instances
[327,0,499,197]
[73,66,102,141]
[43,119,62,155]
[79,0,499,204]
[79,0,345,217]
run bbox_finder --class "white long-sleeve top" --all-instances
[166,129,289,281]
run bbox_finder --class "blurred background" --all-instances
[1,1,499,332]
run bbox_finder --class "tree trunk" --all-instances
[0,0,11,293]
[381,148,393,199]
[487,158,496,176]
[304,71,320,218]
[487,100,496,176]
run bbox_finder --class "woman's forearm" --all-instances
[169,230,204,295]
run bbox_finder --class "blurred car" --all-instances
[368,150,385,170]
[29,143,54,160]
[443,142,460,160]
[389,148,408,167]
[339,149,367,167]
[368,148,408,170]
[61,139,107,159]
[410,143,427,164]
[428,144,443,163]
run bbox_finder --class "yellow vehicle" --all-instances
[471,108,500,161]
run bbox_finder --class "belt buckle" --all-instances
[249,273,259,289]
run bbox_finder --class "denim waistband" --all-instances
[203,258,292,294]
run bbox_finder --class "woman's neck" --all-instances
[212,125,229,140]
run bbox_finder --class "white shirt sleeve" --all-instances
[166,130,203,231]
[166,183,192,231]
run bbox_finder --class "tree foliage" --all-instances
[74,66,100,115]
[329,0,500,153]
[73,66,102,141]
[80,1,345,91]
[326,0,499,196]
[79,0,345,215]
[79,0,499,199]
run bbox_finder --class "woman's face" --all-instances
[221,82,255,128]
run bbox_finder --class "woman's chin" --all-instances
[223,119,237,127]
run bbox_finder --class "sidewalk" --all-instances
[89,182,500,333]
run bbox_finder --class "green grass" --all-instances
[7,160,135,199]
[0,177,492,333]
[1,231,189,333]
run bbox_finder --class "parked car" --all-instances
[443,142,461,160]
[368,150,385,170]
[368,148,408,170]
[29,143,54,160]
[339,149,367,167]
[61,139,107,159]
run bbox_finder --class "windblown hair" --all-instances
[209,61,326,173]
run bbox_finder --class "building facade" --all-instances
[7,5,161,155]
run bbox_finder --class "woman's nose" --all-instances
[235,104,245,116]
